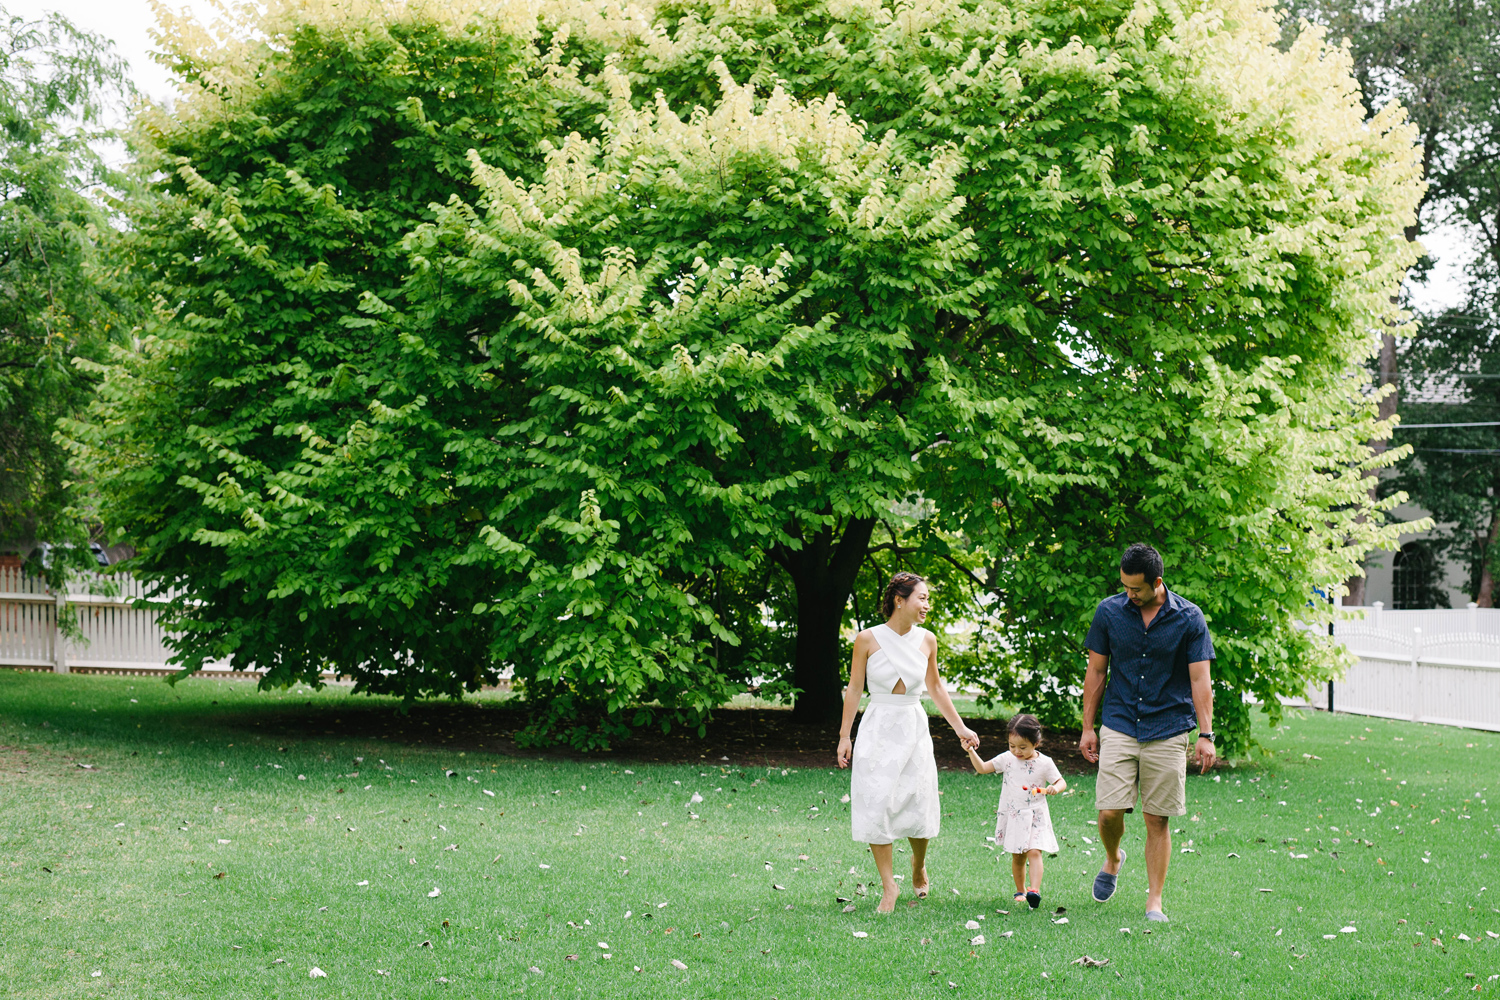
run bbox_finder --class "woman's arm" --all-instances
[836,632,872,769]
[924,633,979,750]
[965,745,995,774]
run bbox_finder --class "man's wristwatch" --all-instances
[1199,731,1215,743]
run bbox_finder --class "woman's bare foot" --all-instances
[877,883,900,913]
[912,866,930,899]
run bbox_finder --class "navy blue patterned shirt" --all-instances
[1084,589,1215,743]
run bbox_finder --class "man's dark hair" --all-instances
[1120,543,1164,582]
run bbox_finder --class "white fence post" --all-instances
[52,589,68,674]
[1409,627,1421,723]
[1371,601,1383,630]
[1470,602,1480,633]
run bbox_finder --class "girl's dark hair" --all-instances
[880,571,926,618]
[1008,713,1043,746]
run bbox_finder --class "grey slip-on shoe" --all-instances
[1091,848,1126,903]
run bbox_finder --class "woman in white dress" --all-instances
[836,572,980,913]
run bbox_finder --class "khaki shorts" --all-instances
[1096,725,1190,817]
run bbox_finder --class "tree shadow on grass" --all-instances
[230,697,1097,773]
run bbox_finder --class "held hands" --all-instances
[954,726,980,751]
[1079,728,1099,764]
[837,735,853,769]
[1194,736,1217,774]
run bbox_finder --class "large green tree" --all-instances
[74,0,1422,752]
[1284,0,1500,606]
[1388,0,1500,605]
[0,7,137,578]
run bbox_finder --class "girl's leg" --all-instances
[869,843,899,913]
[1011,852,1027,894]
[1026,849,1045,891]
[908,837,930,895]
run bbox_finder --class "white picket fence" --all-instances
[1307,603,1500,733]
[5,567,1499,731]
[0,566,239,676]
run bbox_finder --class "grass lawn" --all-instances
[1,671,1496,999]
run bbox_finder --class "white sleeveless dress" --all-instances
[850,623,941,844]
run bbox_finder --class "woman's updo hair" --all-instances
[1008,713,1043,746]
[881,571,926,618]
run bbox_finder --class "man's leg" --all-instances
[1136,731,1189,919]
[1143,812,1171,914]
[1097,808,1127,875]
[1092,726,1139,903]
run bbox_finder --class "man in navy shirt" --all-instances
[1079,543,1216,923]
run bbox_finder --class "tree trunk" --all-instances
[1477,508,1500,608]
[775,516,878,724]
[1345,326,1401,604]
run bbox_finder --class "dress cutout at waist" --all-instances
[865,623,929,699]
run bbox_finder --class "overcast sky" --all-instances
[8,0,1477,314]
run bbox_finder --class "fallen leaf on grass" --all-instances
[970,935,986,946]
[214,872,225,879]
[965,920,981,930]
[1341,926,1357,934]
[1053,917,1070,925]
[376,970,390,977]
[356,880,369,886]
[842,905,856,913]
[428,887,442,898]
[309,968,327,978]
[420,940,432,948]
[670,959,688,970]
[853,931,869,939]
[527,967,541,975]
[772,884,786,891]
[999,930,1014,938]
[1071,955,1110,968]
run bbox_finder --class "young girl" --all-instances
[966,714,1066,909]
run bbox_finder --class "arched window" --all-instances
[1392,542,1447,610]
